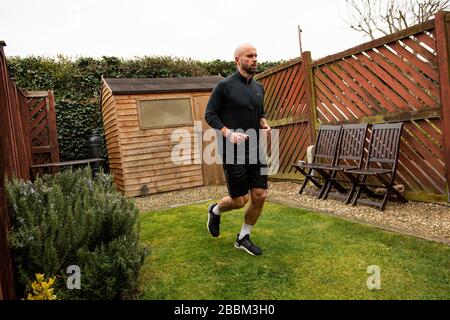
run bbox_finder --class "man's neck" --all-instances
[237,68,253,81]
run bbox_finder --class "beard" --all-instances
[241,63,257,75]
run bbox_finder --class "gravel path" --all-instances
[135,181,450,244]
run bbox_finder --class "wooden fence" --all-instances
[0,41,60,299]
[0,41,33,299]
[256,12,450,202]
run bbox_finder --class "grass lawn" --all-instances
[138,201,450,300]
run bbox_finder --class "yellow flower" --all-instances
[35,273,45,282]
[26,273,58,300]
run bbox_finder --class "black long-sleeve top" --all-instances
[205,71,266,132]
[204,71,266,163]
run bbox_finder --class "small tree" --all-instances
[342,0,450,40]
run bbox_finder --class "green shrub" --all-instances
[6,167,147,300]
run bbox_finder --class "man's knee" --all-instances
[232,195,249,209]
[251,189,268,204]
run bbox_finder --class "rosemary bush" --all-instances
[6,167,147,299]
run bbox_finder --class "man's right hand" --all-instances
[228,132,249,144]
[224,128,248,144]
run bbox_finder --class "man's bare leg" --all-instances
[217,194,249,212]
[234,188,268,255]
[207,194,248,237]
[244,188,268,225]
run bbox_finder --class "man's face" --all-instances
[237,47,258,75]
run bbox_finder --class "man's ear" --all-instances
[234,56,240,64]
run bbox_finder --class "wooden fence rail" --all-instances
[256,11,450,202]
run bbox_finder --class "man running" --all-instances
[204,43,271,256]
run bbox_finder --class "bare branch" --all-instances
[341,0,450,39]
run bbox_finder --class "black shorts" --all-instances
[223,163,268,198]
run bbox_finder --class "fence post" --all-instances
[47,91,60,163]
[0,158,15,300]
[301,51,318,145]
[0,42,16,300]
[435,12,450,201]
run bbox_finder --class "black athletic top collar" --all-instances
[236,70,253,85]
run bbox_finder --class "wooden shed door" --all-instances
[192,95,225,185]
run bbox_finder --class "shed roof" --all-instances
[104,76,223,95]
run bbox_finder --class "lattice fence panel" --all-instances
[26,92,59,165]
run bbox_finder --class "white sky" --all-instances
[0,0,369,62]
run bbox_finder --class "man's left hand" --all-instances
[260,122,272,136]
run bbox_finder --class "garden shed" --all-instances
[100,76,225,197]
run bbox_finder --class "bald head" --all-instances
[234,43,258,77]
[234,43,256,59]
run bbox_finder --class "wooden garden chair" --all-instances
[293,124,345,198]
[321,123,369,204]
[343,122,407,211]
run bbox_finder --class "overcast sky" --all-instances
[0,0,369,62]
